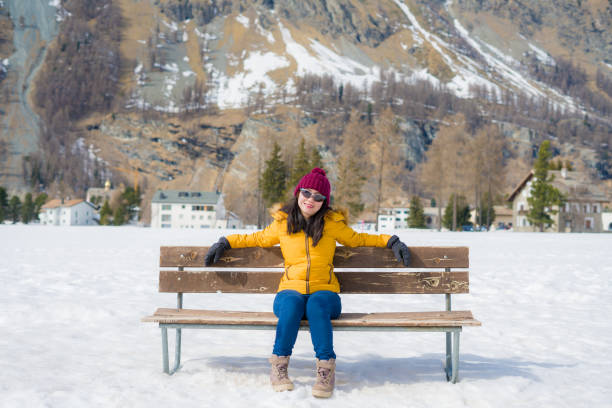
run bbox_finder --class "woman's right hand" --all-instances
[204,237,231,266]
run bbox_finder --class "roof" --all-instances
[507,170,534,202]
[152,190,221,205]
[508,170,609,202]
[42,199,90,209]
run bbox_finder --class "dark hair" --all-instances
[281,196,330,246]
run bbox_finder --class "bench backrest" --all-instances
[159,246,469,295]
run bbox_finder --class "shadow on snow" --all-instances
[185,353,573,388]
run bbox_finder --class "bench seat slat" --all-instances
[159,271,470,294]
[143,308,481,327]
[161,246,469,269]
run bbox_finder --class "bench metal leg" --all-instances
[445,332,451,376]
[444,331,460,383]
[161,326,182,375]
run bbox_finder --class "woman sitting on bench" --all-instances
[205,167,410,398]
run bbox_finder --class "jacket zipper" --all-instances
[305,234,311,294]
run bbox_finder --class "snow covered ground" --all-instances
[1,225,611,407]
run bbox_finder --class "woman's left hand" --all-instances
[205,237,231,266]
[386,235,411,266]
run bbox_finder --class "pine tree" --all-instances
[121,186,141,222]
[33,193,48,221]
[113,205,126,226]
[408,196,426,228]
[310,146,323,169]
[287,138,311,194]
[0,186,7,223]
[527,141,565,231]
[442,194,470,230]
[21,193,34,224]
[260,142,287,208]
[8,196,21,224]
[99,199,112,225]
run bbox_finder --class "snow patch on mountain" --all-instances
[279,22,381,89]
[528,43,555,66]
[214,51,290,109]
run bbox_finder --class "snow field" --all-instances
[1,225,611,407]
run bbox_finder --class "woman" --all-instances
[205,168,410,398]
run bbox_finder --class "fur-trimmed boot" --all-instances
[269,355,294,392]
[312,358,336,398]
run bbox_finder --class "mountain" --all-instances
[0,0,611,224]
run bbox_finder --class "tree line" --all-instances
[0,187,48,224]
[93,186,141,226]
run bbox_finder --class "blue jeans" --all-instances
[272,290,342,360]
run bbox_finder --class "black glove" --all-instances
[204,237,231,266]
[387,235,410,266]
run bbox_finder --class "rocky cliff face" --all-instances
[0,0,59,192]
[455,0,612,63]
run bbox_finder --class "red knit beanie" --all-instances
[294,167,331,206]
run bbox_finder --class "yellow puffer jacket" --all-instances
[226,210,391,294]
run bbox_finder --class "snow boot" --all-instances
[312,358,335,398]
[269,355,294,392]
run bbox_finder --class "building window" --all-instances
[584,204,590,213]
[162,204,171,210]
[593,204,599,213]
[585,218,593,230]
[161,214,171,221]
[519,204,524,211]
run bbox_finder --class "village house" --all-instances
[508,169,608,232]
[375,205,441,232]
[377,207,409,232]
[150,190,242,229]
[469,205,513,229]
[40,199,97,226]
[602,212,612,232]
[86,179,115,207]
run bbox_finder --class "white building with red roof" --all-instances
[40,199,97,226]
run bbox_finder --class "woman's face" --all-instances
[298,188,325,219]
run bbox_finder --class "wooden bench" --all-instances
[142,246,481,383]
